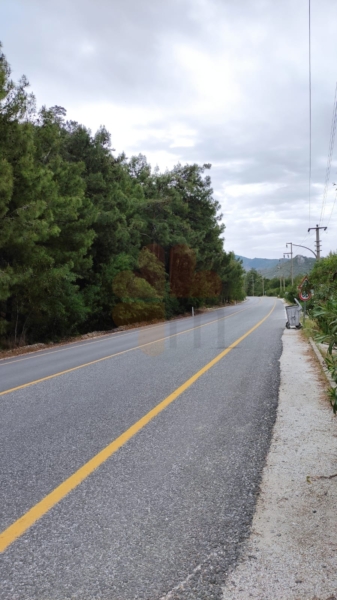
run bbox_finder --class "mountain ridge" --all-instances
[236,256,284,271]
[236,255,316,279]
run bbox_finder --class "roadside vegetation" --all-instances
[0,44,246,349]
[309,253,337,413]
[244,268,292,297]
[245,254,337,413]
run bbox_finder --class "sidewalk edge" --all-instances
[309,337,337,389]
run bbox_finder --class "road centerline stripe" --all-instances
[0,300,276,553]
[0,302,259,366]
[0,304,256,397]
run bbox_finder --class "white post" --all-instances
[192,307,194,317]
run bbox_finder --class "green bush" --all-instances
[310,257,337,413]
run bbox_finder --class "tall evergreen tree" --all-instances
[0,43,246,346]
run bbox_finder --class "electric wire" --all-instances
[327,187,337,225]
[308,0,312,226]
[319,82,337,224]
[298,232,311,245]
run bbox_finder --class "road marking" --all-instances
[0,304,256,397]
[0,300,276,553]
[0,299,262,366]
[0,317,192,365]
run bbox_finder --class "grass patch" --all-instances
[301,316,319,340]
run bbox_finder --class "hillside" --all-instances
[236,256,284,271]
[259,255,316,279]
[236,255,316,279]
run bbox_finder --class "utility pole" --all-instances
[283,253,291,290]
[277,264,282,294]
[307,224,327,259]
[278,258,284,294]
[252,275,254,297]
[286,243,294,285]
[290,243,316,258]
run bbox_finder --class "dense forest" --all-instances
[0,44,245,348]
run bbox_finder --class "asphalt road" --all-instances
[0,297,285,600]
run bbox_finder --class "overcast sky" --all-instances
[2,0,337,259]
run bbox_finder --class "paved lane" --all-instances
[0,297,284,599]
[0,299,260,393]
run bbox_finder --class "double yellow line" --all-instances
[0,300,275,553]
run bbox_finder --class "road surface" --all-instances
[0,297,284,599]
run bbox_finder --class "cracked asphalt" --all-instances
[0,297,284,599]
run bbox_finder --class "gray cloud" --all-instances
[1,0,337,258]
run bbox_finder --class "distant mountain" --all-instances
[260,255,316,279]
[236,256,284,271]
[236,255,316,279]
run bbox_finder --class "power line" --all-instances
[327,185,337,225]
[308,0,312,226]
[319,82,337,224]
[298,230,311,244]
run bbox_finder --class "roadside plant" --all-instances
[313,299,337,352]
[327,384,337,415]
[325,353,337,414]
[312,299,337,414]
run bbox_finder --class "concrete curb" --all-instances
[308,336,336,389]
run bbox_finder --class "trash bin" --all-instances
[285,304,302,329]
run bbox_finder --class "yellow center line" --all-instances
[0,315,202,366]
[0,300,259,367]
[0,298,262,366]
[0,300,276,553]
[0,303,257,398]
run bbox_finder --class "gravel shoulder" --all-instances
[222,328,337,600]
